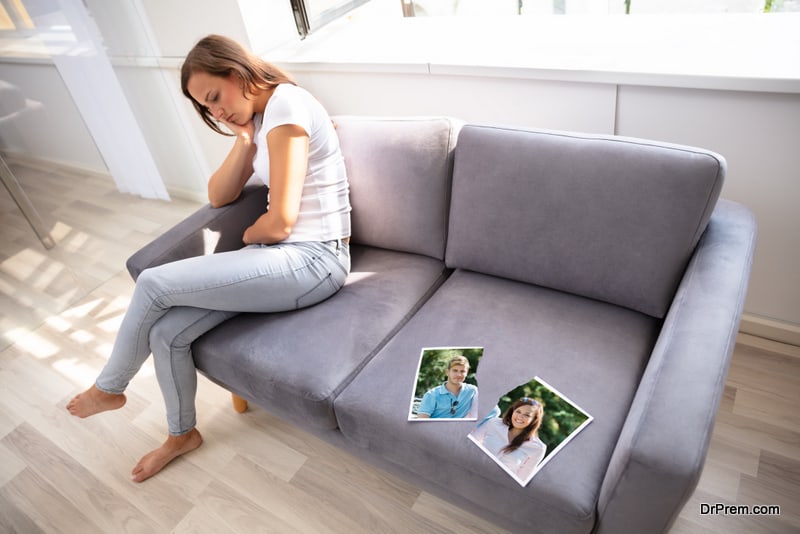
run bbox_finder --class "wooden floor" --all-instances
[1,157,798,533]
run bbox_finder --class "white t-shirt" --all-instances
[470,417,547,481]
[252,84,351,243]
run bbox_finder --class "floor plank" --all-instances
[3,424,165,533]
[0,467,105,534]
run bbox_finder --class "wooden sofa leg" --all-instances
[232,393,248,413]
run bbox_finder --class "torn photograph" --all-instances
[468,376,592,486]
[408,347,484,421]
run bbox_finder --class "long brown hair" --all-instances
[180,34,295,135]
[501,397,544,454]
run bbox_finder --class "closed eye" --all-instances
[203,91,219,106]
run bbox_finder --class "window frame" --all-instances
[290,0,372,39]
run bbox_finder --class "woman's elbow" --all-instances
[259,217,293,243]
[208,190,238,209]
[273,224,293,242]
[272,212,297,242]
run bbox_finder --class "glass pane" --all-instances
[404,0,800,15]
[305,0,372,31]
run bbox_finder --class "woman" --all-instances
[66,35,351,482]
[470,397,547,482]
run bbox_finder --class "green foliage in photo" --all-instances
[413,347,483,398]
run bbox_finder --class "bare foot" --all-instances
[66,385,126,418]
[131,428,203,483]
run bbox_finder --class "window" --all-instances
[0,0,34,31]
[290,0,372,38]
[402,0,799,16]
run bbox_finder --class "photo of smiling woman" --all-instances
[469,376,592,486]
[469,397,546,482]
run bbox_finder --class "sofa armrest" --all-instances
[126,185,268,280]
[595,199,757,534]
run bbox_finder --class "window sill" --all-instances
[267,13,800,94]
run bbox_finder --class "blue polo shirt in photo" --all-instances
[418,382,478,418]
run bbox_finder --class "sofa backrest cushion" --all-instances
[446,124,725,318]
[334,116,461,260]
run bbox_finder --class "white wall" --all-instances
[276,65,800,337]
[0,61,106,173]
[616,86,800,327]
[293,69,617,133]
[139,0,250,56]
[0,0,298,200]
[1,4,798,338]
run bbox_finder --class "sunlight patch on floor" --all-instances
[51,356,101,387]
[5,327,58,359]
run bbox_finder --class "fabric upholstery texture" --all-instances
[126,185,267,280]
[446,125,725,318]
[124,117,757,534]
[334,116,461,259]
[596,199,757,533]
[334,269,661,533]
[193,246,447,430]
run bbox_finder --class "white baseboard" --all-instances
[739,313,800,349]
[2,149,208,204]
[165,186,208,204]
[1,149,109,177]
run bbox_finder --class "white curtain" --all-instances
[27,0,170,200]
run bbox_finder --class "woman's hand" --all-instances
[242,222,259,245]
[220,115,255,142]
[207,117,257,208]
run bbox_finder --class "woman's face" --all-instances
[510,405,537,430]
[186,71,251,126]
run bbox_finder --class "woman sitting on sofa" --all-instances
[66,34,351,482]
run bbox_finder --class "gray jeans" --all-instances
[96,239,350,435]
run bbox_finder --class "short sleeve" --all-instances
[418,389,436,416]
[263,85,314,135]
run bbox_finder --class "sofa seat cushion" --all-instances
[192,245,448,430]
[333,269,661,534]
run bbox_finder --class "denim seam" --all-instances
[154,244,335,299]
[117,242,344,398]
[167,309,221,436]
[130,244,340,380]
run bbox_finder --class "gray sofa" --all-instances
[126,117,756,533]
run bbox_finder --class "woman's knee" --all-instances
[136,266,169,295]
[148,316,176,354]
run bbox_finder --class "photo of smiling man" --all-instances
[409,348,483,421]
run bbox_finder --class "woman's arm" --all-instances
[243,124,309,244]
[207,119,257,208]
